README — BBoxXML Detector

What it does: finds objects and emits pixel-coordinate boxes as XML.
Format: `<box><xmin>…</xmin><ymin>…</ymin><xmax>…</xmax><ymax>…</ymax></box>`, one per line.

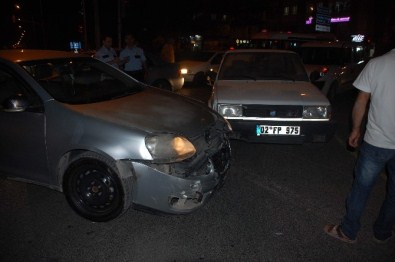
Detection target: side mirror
<box><xmin>309</xmin><ymin>70</ymin><xmax>320</xmax><ymax>82</ymax></box>
<box><xmin>2</xmin><ymin>94</ymin><xmax>29</xmax><ymax>112</ymax></box>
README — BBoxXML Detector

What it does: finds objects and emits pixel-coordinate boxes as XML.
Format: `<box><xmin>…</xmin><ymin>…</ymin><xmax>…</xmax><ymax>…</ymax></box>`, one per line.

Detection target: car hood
<box><xmin>214</xmin><ymin>80</ymin><xmax>329</xmax><ymax>105</ymax></box>
<box><xmin>64</xmin><ymin>88</ymin><xmax>219</xmax><ymax>137</ymax></box>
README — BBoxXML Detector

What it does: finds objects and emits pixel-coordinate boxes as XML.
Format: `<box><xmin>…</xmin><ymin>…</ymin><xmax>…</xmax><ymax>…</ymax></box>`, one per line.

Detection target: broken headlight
<box><xmin>145</xmin><ymin>134</ymin><xmax>196</xmax><ymax>163</ymax></box>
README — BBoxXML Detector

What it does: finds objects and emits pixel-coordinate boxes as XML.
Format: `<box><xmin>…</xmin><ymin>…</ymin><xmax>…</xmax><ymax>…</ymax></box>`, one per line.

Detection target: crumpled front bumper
<box><xmin>122</xmin><ymin>141</ymin><xmax>231</xmax><ymax>214</ymax></box>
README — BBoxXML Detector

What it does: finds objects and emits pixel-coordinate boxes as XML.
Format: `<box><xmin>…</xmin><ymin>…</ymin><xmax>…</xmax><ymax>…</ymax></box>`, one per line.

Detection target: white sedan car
<box><xmin>300</xmin><ymin>41</ymin><xmax>370</xmax><ymax>101</ymax></box>
<box><xmin>179</xmin><ymin>51</ymin><xmax>225</xmax><ymax>86</ymax></box>
<box><xmin>209</xmin><ymin>49</ymin><xmax>336</xmax><ymax>144</ymax></box>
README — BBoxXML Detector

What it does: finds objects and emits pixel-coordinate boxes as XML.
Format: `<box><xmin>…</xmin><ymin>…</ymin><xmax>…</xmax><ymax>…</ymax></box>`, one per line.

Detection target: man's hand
<box><xmin>348</xmin><ymin>90</ymin><xmax>370</xmax><ymax>148</ymax></box>
<box><xmin>348</xmin><ymin>129</ymin><xmax>361</xmax><ymax>148</ymax></box>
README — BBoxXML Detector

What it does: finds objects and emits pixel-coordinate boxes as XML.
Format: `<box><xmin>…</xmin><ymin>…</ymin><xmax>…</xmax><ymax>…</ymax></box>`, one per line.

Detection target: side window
<box><xmin>0</xmin><ymin>66</ymin><xmax>41</xmax><ymax>110</ymax></box>
<box><xmin>352</xmin><ymin>46</ymin><xmax>367</xmax><ymax>63</ymax></box>
<box><xmin>0</xmin><ymin>69</ymin><xmax>22</xmax><ymax>105</ymax></box>
<box><xmin>211</xmin><ymin>53</ymin><xmax>224</xmax><ymax>65</ymax></box>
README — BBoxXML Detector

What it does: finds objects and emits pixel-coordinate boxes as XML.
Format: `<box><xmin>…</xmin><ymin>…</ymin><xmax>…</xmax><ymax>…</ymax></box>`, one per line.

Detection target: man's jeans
<box><xmin>341</xmin><ymin>142</ymin><xmax>395</xmax><ymax>240</ymax></box>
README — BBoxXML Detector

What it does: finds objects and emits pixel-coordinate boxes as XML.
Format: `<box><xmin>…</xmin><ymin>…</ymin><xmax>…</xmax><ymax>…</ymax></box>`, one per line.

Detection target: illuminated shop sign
<box><xmin>331</xmin><ymin>17</ymin><xmax>350</xmax><ymax>23</ymax></box>
<box><xmin>351</xmin><ymin>34</ymin><xmax>365</xmax><ymax>43</ymax></box>
<box><xmin>306</xmin><ymin>16</ymin><xmax>351</xmax><ymax>25</ymax></box>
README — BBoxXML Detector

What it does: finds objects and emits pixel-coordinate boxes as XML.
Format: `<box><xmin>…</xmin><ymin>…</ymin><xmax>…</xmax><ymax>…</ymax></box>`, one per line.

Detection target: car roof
<box><xmin>226</xmin><ymin>49</ymin><xmax>297</xmax><ymax>54</ymax></box>
<box><xmin>301</xmin><ymin>41</ymin><xmax>357</xmax><ymax>48</ymax></box>
<box><xmin>0</xmin><ymin>49</ymin><xmax>88</xmax><ymax>63</ymax></box>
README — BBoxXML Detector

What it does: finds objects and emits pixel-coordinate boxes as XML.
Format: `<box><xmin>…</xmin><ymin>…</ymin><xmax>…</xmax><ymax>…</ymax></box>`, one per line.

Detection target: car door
<box><xmin>209</xmin><ymin>52</ymin><xmax>225</xmax><ymax>74</ymax></box>
<box><xmin>338</xmin><ymin>46</ymin><xmax>363</xmax><ymax>91</ymax></box>
<box><xmin>0</xmin><ymin>65</ymin><xmax>49</xmax><ymax>184</ymax></box>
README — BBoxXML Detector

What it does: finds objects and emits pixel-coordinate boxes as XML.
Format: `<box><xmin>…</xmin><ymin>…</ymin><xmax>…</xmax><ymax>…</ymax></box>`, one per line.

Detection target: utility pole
<box><xmin>39</xmin><ymin>0</ymin><xmax>47</xmax><ymax>48</ymax></box>
<box><xmin>93</xmin><ymin>0</ymin><xmax>101</xmax><ymax>49</ymax></box>
<box><xmin>117</xmin><ymin>0</ymin><xmax>122</xmax><ymax>49</ymax></box>
<box><xmin>82</xmin><ymin>0</ymin><xmax>89</xmax><ymax>49</ymax></box>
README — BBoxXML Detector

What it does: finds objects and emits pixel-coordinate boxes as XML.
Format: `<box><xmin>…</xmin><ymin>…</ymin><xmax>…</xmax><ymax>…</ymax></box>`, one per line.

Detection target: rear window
<box><xmin>218</xmin><ymin>52</ymin><xmax>309</xmax><ymax>81</ymax></box>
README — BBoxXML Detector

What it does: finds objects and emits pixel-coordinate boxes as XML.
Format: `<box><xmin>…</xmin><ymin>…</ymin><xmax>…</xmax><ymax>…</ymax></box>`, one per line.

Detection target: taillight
<box><xmin>320</xmin><ymin>66</ymin><xmax>329</xmax><ymax>76</ymax></box>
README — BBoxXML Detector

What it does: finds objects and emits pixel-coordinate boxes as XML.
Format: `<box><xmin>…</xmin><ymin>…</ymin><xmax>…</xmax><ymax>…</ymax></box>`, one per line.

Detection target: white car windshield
<box><xmin>217</xmin><ymin>52</ymin><xmax>309</xmax><ymax>81</ymax></box>
<box><xmin>20</xmin><ymin>57</ymin><xmax>143</xmax><ymax>104</ymax></box>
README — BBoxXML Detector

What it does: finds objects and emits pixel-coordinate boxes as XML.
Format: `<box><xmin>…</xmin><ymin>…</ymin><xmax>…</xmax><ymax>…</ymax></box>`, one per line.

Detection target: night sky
<box><xmin>1</xmin><ymin>0</ymin><xmax>83</xmax><ymax>49</ymax></box>
<box><xmin>0</xmin><ymin>0</ymin><xmax>207</xmax><ymax>50</ymax></box>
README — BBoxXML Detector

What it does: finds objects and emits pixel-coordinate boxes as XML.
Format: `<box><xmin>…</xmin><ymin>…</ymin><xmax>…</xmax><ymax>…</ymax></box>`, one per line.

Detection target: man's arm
<box><xmin>348</xmin><ymin>90</ymin><xmax>370</xmax><ymax>148</ymax></box>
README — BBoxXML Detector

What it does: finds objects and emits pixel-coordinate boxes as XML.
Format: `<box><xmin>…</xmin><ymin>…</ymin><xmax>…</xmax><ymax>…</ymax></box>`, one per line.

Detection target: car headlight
<box><xmin>180</xmin><ymin>68</ymin><xmax>189</xmax><ymax>75</ymax></box>
<box><xmin>303</xmin><ymin>106</ymin><xmax>331</xmax><ymax>119</ymax></box>
<box><xmin>217</xmin><ymin>104</ymin><xmax>243</xmax><ymax>117</ymax></box>
<box><xmin>145</xmin><ymin>134</ymin><xmax>196</xmax><ymax>163</ymax></box>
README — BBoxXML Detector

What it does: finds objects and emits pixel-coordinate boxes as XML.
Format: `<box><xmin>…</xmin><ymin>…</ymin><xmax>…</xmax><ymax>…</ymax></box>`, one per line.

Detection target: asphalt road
<box><xmin>1</xmin><ymin>86</ymin><xmax>394</xmax><ymax>262</ymax></box>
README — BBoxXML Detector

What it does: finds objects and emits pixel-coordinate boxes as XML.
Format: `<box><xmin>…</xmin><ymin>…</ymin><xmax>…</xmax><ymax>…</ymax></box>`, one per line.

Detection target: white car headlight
<box><xmin>218</xmin><ymin>104</ymin><xmax>243</xmax><ymax>117</ymax></box>
<box><xmin>145</xmin><ymin>134</ymin><xmax>196</xmax><ymax>163</ymax></box>
<box><xmin>303</xmin><ymin>106</ymin><xmax>331</xmax><ymax>119</ymax></box>
<box><xmin>180</xmin><ymin>68</ymin><xmax>189</xmax><ymax>75</ymax></box>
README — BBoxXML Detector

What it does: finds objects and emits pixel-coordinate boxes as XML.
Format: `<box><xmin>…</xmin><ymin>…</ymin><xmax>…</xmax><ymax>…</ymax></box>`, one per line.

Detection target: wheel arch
<box><xmin>60</xmin><ymin>150</ymin><xmax>135</xmax><ymax>222</ymax></box>
<box><xmin>58</xmin><ymin>149</ymin><xmax>134</xmax><ymax>192</ymax></box>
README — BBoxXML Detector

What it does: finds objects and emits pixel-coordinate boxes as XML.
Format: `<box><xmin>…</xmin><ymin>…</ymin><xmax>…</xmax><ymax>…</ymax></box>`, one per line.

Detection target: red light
<box><xmin>229</xmin><ymin>46</ymin><xmax>235</xmax><ymax>50</ymax></box>
<box><xmin>321</xmin><ymin>66</ymin><xmax>329</xmax><ymax>74</ymax></box>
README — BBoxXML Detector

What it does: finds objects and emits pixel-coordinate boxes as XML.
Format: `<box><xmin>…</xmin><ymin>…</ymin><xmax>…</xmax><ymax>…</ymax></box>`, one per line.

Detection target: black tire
<box><xmin>63</xmin><ymin>152</ymin><xmax>132</xmax><ymax>222</ymax></box>
<box><xmin>152</xmin><ymin>80</ymin><xmax>172</xmax><ymax>91</ymax></box>
<box><xmin>193</xmin><ymin>72</ymin><xmax>208</xmax><ymax>86</ymax></box>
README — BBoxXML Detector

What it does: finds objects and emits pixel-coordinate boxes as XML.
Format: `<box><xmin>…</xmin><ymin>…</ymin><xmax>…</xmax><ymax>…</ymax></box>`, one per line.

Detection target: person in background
<box><xmin>119</xmin><ymin>33</ymin><xmax>147</xmax><ymax>82</ymax></box>
<box><xmin>95</xmin><ymin>35</ymin><xmax>125</xmax><ymax>68</ymax></box>
<box><xmin>160</xmin><ymin>37</ymin><xmax>175</xmax><ymax>64</ymax></box>
<box><xmin>323</xmin><ymin>32</ymin><xmax>395</xmax><ymax>244</ymax></box>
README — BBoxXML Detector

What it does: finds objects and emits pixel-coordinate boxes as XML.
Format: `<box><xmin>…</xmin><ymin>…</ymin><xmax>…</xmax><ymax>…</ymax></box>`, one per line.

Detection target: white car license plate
<box><xmin>256</xmin><ymin>125</ymin><xmax>300</xmax><ymax>136</ymax></box>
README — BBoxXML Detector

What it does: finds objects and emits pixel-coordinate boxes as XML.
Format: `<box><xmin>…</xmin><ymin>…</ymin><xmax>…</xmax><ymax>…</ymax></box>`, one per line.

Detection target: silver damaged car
<box><xmin>0</xmin><ymin>50</ymin><xmax>231</xmax><ymax>222</ymax></box>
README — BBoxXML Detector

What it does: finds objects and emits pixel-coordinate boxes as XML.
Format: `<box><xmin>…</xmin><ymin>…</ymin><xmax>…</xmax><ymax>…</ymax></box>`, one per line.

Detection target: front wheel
<box><xmin>63</xmin><ymin>153</ymin><xmax>132</xmax><ymax>222</ymax></box>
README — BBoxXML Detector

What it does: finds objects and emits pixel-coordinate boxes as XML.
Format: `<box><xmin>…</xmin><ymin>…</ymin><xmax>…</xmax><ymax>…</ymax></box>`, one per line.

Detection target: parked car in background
<box><xmin>300</xmin><ymin>40</ymin><xmax>372</xmax><ymax>101</ymax></box>
<box><xmin>144</xmin><ymin>51</ymin><xmax>184</xmax><ymax>91</ymax></box>
<box><xmin>0</xmin><ymin>49</ymin><xmax>231</xmax><ymax>222</ymax></box>
<box><xmin>209</xmin><ymin>49</ymin><xmax>335</xmax><ymax>144</ymax></box>
<box><xmin>178</xmin><ymin>51</ymin><xmax>225</xmax><ymax>86</ymax></box>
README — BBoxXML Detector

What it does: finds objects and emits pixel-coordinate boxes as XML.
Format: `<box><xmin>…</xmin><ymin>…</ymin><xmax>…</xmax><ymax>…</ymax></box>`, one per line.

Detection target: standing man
<box><xmin>95</xmin><ymin>36</ymin><xmax>124</xmax><ymax>68</ymax></box>
<box><xmin>161</xmin><ymin>37</ymin><xmax>175</xmax><ymax>63</ymax></box>
<box><xmin>324</xmin><ymin>36</ymin><xmax>395</xmax><ymax>244</ymax></box>
<box><xmin>120</xmin><ymin>33</ymin><xmax>147</xmax><ymax>82</ymax></box>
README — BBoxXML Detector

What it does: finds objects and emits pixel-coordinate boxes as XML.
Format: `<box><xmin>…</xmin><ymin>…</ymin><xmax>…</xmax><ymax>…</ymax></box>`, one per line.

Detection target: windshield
<box><xmin>20</xmin><ymin>57</ymin><xmax>143</xmax><ymax>104</ymax></box>
<box><xmin>217</xmin><ymin>52</ymin><xmax>309</xmax><ymax>81</ymax></box>
<box><xmin>301</xmin><ymin>47</ymin><xmax>351</xmax><ymax>65</ymax></box>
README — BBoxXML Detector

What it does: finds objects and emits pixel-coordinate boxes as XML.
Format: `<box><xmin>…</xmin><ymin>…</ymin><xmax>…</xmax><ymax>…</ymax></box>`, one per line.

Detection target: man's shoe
<box><xmin>324</xmin><ymin>224</ymin><xmax>357</xmax><ymax>244</ymax></box>
<box><xmin>373</xmin><ymin>234</ymin><xmax>393</xmax><ymax>244</ymax></box>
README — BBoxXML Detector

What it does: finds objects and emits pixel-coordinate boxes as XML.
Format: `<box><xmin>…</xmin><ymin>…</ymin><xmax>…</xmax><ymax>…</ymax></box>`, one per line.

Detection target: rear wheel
<box><xmin>63</xmin><ymin>152</ymin><xmax>132</xmax><ymax>222</ymax></box>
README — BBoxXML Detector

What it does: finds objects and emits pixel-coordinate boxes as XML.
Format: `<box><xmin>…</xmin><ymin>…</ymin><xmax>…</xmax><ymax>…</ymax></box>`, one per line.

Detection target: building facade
<box><xmin>188</xmin><ymin>0</ymin><xmax>394</xmax><ymax>54</ymax></box>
